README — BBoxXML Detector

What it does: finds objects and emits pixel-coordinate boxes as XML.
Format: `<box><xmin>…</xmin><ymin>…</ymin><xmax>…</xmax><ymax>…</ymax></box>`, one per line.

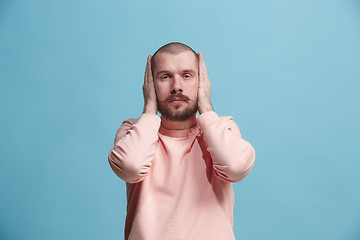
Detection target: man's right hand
<box><xmin>142</xmin><ymin>55</ymin><xmax>158</xmax><ymax>114</ymax></box>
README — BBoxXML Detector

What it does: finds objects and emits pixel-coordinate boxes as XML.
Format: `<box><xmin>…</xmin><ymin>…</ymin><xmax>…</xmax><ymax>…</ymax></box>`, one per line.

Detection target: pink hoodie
<box><xmin>108</xmin><ymin>111</ymin><xmax>255</xmax><ymax>240</ymax></box>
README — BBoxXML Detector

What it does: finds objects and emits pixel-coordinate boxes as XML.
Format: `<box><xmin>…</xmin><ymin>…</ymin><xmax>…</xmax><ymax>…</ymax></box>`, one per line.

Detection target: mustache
<box><xmin>164</xmin><ymin>93</ymin><xmax>190</xmax><ymax>102</ymax></box>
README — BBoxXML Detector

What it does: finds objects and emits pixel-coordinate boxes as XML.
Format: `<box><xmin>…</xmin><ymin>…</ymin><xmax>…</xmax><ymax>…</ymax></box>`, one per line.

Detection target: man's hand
<box><xmin>197</xmin><ymin>52</ymin><xmax>214</xmax><ymax>114</ymax></box>
<box><xmin>142</xmin><ymin>55</ymin><xmax>158</xmax><ymax>114</ymax></box>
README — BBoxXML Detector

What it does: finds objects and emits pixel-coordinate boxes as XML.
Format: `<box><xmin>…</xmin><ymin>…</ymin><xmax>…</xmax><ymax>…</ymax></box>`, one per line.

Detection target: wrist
<box><xmin>143</xmin><ymin>102</ymin><xmax>158</xmax><ymax>114</ymax></box>
<box><xmin>198</xmin><ymin>103</ymin><xmax>213</xmax><ymax>114</ymax></box>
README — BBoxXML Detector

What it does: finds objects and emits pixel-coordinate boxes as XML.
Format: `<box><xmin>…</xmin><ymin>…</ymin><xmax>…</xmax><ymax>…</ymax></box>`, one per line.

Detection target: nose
<box><xmin>171</xmin><ymin>75</ymin><xmax>183</xmax><ymax>94</ymax></box>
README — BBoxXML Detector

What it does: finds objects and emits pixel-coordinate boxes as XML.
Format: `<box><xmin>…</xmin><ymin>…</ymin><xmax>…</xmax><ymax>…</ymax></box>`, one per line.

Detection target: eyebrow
<box><xmin>156</xmin><ymin>69</ymin><xmax>196</xmax><ymax>77</ymax></box>
<box><xmin>156</xmin><ymin>71</ymin><xmax>171</xmax><ymax>77</ymax></box>
<box><xmin>182</xmin><ymin>69</ymin><xmax>196</xmax><ymax>74</ymax></box>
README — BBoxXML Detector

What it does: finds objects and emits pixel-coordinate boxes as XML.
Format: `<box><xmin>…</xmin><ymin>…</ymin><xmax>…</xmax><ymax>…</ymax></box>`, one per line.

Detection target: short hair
<box><xmin>151</xmin><ymin>42</ymin><xmax>198</xmax><ymax>74</ymax></box>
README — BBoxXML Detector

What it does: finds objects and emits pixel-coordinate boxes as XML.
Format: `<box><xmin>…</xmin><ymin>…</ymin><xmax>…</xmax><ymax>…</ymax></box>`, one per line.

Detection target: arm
<box><xmin>196</xmin><ymin>53</ymin><xmax>255</xmax><ymax>182</ymax></box>
<box><xmin>108</xmin><ymin>114</ymin><xmax>160</xmax><ymax>183</ymax></box>
<box><xmin>108</xmin><ymin>55</ymin><xmax>160</xmax><ymax>183</ymax></box>
<box><xmin>197</xmin><ymin>112</ymin><xmax>255</xmax><ymax>182</ymax></box>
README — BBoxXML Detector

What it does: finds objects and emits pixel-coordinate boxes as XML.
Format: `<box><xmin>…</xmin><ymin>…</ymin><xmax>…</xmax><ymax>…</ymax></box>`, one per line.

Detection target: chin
<box><xmin>159</xmin><ymin>104</ymin><xmax>197</xmax><ymax>121</ymax></box>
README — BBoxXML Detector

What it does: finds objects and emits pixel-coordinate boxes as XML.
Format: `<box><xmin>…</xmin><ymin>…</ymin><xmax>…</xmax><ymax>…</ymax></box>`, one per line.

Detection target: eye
<box><xmin>183</xmin><ymin>74</ymin><xmax>192</xmax><ymax>79</ymax></box>
<box><xmin>161</xmin><ymin>74</ymin><xmax>171</xmax><ymax>80</ymax></box>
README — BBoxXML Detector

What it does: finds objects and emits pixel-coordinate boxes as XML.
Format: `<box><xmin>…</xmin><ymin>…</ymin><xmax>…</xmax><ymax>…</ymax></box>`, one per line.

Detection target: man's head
<box><xmin>151</xmin><ymin>42</ymin><xmax>199</xmax><ymax>121</ymax></box>
<box><xmin>151</xmin><ymin>42</ymin><xmax>198</xmax><ymax>74</ymax></box>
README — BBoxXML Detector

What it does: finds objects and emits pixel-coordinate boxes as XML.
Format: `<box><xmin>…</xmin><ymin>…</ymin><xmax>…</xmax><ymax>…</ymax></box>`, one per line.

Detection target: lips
<box><xmin>166</xmin><ymin>93</ymin><xmax>190</xmax><ymax>103</ymax></box>
<box><xmin>161</xmin><ymin>93</ymin><xmax>190</xmax><ymax>107</ymax></box>
<box><xmin>170</xmin><ymin>98</ymin><xmax>185</xmax><ymax>102</ymax></box>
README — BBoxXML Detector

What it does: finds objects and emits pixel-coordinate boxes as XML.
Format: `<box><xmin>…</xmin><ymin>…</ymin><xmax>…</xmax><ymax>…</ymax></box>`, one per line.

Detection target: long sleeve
<box><xmin>108</xmin><ymin>113</ymin><xmax>161</xmax><ymax>183</ymax></box>
<box><xmin>197</xmin><ymin>111</ymin><xmax>255</xmax><ymax>183</ymax></box>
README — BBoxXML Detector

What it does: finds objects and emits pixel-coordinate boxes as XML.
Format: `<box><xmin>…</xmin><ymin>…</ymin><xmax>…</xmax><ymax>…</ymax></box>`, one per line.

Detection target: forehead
<box><xmin>153</xmin><ymin>51</ymin><xmax>198</xmax><ymax>74</ymax></box>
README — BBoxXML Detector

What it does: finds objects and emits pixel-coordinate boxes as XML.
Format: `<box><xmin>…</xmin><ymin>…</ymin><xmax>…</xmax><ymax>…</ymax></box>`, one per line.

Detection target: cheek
<box><xmin>154</xmin><ymin>83</ymin><xmax>168</xmax><ymax>101</ymax></box>
<box><xmin>186</xmin><ymin>81</ymin><xmax>199</xmax><ymax>98</ymax></box>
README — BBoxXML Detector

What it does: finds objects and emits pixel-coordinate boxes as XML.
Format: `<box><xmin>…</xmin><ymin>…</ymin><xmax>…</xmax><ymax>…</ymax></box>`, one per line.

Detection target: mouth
<box><xmin>170</xmin><ymin>100</ymin><xmax>185</xmax><ymax>105</ymax></box>
<box><xmin>166</xmin><ymin>93</ymin><xmax>190</xmax><ymax>104</ymax></box>
<box><xmin>169</xmin><ymin>98</ymin><xmax>185</xmax><ymax>103</ymax></box>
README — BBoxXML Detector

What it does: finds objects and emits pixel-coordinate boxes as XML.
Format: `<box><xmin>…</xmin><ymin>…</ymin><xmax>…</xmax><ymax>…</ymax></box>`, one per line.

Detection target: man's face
<box><xmin>152</xmin><ymin>51</ymin><xmax>199</xmax><ymax>121</ymax></box>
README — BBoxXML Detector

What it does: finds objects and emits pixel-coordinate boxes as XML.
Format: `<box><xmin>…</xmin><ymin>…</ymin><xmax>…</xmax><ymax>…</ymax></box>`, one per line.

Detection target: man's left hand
<box><xmin>197</xmin><ymin>52</ymin><xmax>214</xmax><ymax>114</ymax></box>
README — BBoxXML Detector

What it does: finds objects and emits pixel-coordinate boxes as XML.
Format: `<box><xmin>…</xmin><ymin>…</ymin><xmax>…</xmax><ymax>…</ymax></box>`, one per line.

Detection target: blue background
<box><xmin>1</xmin><ymin>0</ymin><xmax>359</xmax><ymax>239</ymax></box>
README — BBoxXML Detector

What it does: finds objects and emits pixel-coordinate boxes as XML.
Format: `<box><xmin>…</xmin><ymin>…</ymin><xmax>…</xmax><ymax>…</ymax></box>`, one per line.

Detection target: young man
<box><xmin>108</xmin><ymin>42</ymin><xmax>255</xmax><ymax>240</ymax></box>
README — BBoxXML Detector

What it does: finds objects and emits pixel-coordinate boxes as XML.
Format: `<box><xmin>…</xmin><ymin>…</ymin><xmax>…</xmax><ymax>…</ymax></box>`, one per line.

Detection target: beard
<box><xmin>158</xmin><ymin>93</ymin><xmax>198</xmax><ymax>121</ymax></box>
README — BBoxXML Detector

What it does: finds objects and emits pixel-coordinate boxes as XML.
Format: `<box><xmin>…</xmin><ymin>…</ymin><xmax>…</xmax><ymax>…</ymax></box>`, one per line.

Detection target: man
<box><xmin>108</xmin><ymin>42</ymin><xmax>255</xmax><ymax>240</ymax></box>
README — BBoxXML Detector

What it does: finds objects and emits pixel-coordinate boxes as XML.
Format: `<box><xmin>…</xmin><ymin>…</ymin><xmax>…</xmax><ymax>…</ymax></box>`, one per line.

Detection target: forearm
<box><xmin>108</xmin><ymin>113</ymin><xmax>161</xmax><ymax>183</ymax></box>
<box><xmin>197</xmin><ymin>111</ymin><xmax>255</xmax><ymax>182</ymax></box>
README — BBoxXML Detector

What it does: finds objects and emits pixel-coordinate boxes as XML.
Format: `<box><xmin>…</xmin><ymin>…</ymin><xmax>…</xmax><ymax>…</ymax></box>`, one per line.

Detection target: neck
<box><xmin>160</xmin><ymin>114</ymin><xmax>197</xmax><ymax>130</ymax></box>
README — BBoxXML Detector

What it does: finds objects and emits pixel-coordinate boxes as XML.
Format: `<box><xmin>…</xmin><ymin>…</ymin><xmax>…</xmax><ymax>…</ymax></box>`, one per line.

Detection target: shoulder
<box><xmin>120</xmin><ymin>118</ymin><xmax>138</xmax><ymax>127</ymax></box>
<box><xmin>117</xmin><ymin>118</ymin><xmax>139</xmax><ymax>132</ymax></box>
<box><xmin>113</xmin><ymin>118</ymin><xmax>138</xmax><ymax>144</ymax></box>
<box><xmin>197</xmin><ymin>112</ymin><xmax>242</xmax><ymax>137</ymax></box>
<box><xmin>197</xmin><ymin>111</ymin><xmax>236</xmax><ymax>125</ymax></box>
<box><xmin>114</xmin><ymin>114</ymin><xmax>161</xmax><ymax>144</ymax></box>
<box><xmin>219</xmin><ymin>116</ymin><xmax>235</xmax><ymax>122</ymax></box>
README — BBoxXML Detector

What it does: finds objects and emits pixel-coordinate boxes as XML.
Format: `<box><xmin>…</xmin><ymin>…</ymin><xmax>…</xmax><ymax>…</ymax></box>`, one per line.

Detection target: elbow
<box><xmin>232</xmin><ymin>144</ymin><xmax>256</xmax><ymax>182</ymax></box>
<box><xmin>217</xmin><ymin>144</ymin><xmax>255</xmax><ymax>183</ymax></box>
<box><xmin>108</xmin><ymin>148</ymin><xmax>151</xmax><ymax>183</ymax></box>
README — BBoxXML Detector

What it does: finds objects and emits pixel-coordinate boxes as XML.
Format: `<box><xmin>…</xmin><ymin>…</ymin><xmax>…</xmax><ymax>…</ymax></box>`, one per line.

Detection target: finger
<box><xmin>147</xmin><ymin>55</ymin><xmax>153</xmax><ymax>82</ymax></box>
<box><xmin>198</xmin><ymin>52</ymin><xmax>205</xmax><ymax>82</ymax></box>
<box><xmin>200</xmin><ymin>52</ymin><xmax>209</xmax><ymax>82</ymax></box>
<box><xmin>145</xmin><ymin>55</ymin><xmax>152</xmax><ymax>83</ymax></box>
<box><xmin>199</xmin><ymin>52</ymin><xmax>209</xmax><ymax>83</ymax></box>
<box><xmin>144</xmin><ymin>56</ymin><xmax>149</xmax><ymax>83</ymax></box>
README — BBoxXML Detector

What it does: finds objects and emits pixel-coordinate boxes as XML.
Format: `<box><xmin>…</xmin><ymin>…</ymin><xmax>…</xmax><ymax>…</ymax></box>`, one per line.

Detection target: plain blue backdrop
<box><xmin>1</xmin><ymin>0</ymin><xmax>359</xmax><ymax>239</ymax></box>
